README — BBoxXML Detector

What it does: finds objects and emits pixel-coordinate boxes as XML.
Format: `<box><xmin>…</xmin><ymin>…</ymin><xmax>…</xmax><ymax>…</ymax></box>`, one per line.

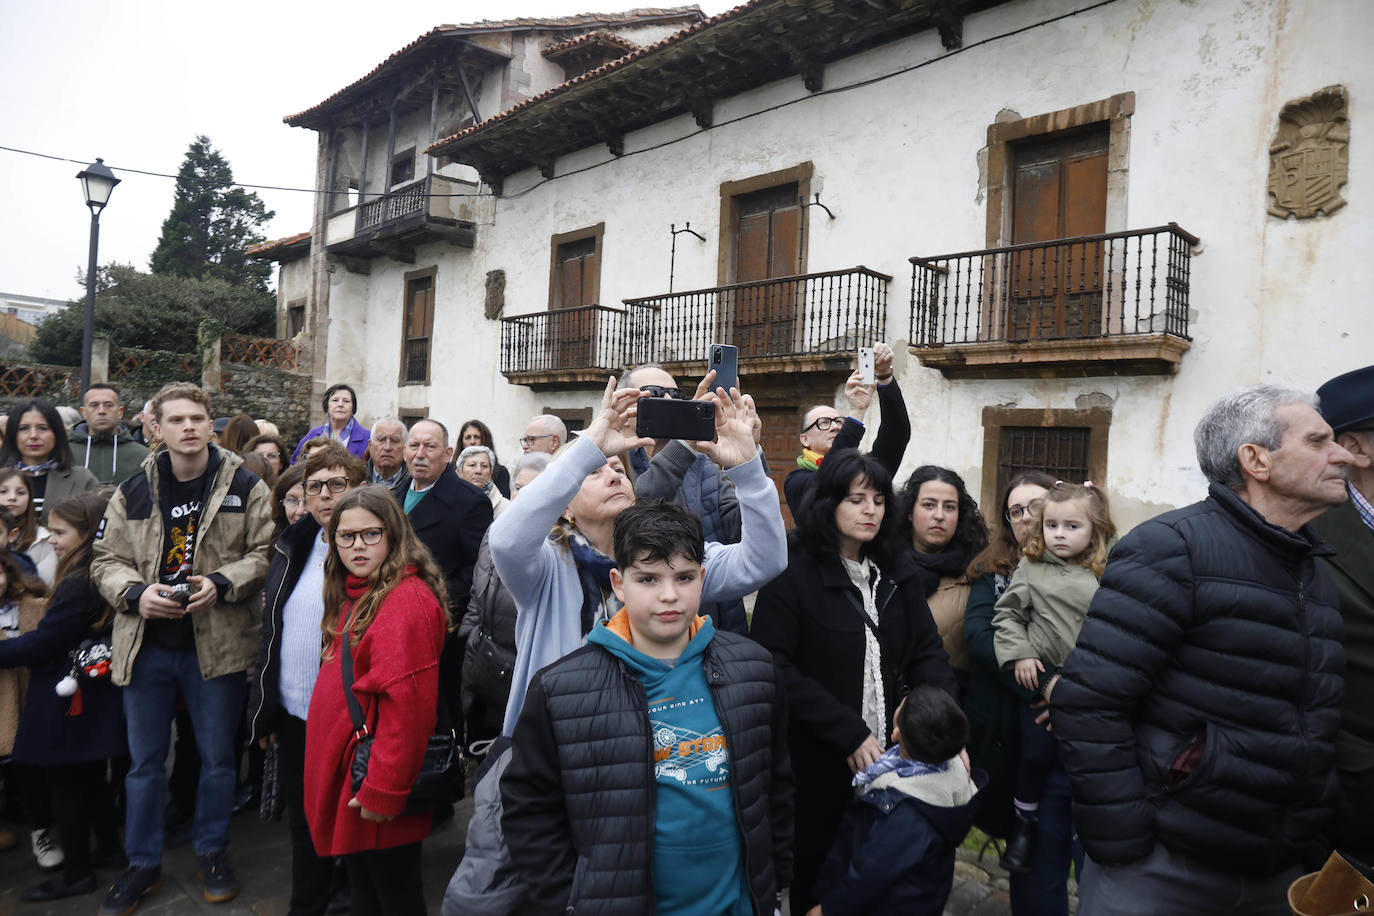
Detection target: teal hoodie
<box><xmin>586</xmin><ymin>614</ymin><xmax>752</xmax><ymax>916</ymax></box>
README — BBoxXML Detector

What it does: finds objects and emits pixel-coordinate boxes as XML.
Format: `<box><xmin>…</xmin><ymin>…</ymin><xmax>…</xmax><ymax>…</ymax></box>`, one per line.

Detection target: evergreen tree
<box><xmin>150</xmin><ymin>136</ymin><xmax>275</xmax><ymax>291</ymax></box>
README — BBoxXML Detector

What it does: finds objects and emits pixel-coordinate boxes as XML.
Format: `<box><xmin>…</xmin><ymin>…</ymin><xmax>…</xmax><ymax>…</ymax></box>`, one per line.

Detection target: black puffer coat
<box><xmin>1053</xmin><ymin>484</ymin><xmax>1345</xmax><ymax>875</ymax></box>
<box><xmin>501</xmin><ymin>630</ymin><xmax>793</xmax><ymax>916</ymax></box>
<box><xmin>248</xmin><ymin>514</ymin><xmax>321</xmax><ymax>743</ymax></box>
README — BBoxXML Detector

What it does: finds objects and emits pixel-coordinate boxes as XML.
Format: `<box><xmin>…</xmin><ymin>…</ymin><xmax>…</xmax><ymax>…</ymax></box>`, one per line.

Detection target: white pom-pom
<box><xmin>56</xmin><ymin>676</ymin><xmax>78</xmax><ymax>697</ymax></box>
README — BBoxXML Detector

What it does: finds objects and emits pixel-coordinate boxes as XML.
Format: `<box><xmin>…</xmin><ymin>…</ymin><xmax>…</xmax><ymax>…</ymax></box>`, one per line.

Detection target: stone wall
<box><xmin>215</xmin><ymin>363</ymin><xmax>313</xmax><ymax>445</ymax></box>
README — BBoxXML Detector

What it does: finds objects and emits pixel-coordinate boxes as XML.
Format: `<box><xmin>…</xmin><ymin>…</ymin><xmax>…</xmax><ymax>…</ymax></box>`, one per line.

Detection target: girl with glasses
<box><xmin>303</xmin><ymin>485</ymin><xmax>447</xmax><ymax>916</ymax></box>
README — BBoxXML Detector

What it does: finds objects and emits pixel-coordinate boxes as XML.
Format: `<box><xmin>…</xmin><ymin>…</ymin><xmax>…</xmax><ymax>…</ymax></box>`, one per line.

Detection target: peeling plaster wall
<box><xmin>320</xmin><ymin>0</ymin><xmax>1372</xmax><ymax>530</ymax></box>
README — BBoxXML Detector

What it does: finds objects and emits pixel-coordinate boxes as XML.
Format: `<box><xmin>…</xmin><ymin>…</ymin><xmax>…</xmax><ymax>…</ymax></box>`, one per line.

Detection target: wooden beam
<box><xmin>478</xmin><ymin>171</ymin><xmax>504</xmax><ymax>197</ymax></box>
<box><xmin>533</xmin><ymin>157</ymin><xmax>556</xmax><ymax>179</ymax></box>
<box><xmin>605</xmin><ymin>134</ymin><xmax>624</xmax><ymax>157</ymax></box>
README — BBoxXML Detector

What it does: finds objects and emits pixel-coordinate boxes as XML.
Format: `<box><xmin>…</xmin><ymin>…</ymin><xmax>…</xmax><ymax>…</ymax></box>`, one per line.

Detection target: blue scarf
<box><xmin>852</xmin><ymin>745</ymin><xmax>948</xmax><ymax>788</ymax></box>
<box><xmin>567</xmin><ymin>528</ymin><xmax>618</xmax><ymax>635</ymax></box>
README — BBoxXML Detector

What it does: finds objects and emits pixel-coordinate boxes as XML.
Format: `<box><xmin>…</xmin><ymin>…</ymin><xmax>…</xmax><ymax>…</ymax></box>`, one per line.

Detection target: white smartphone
<box><xmin>857</xmin><ymin>347</ymin><xmax>875</xmax><ymax>385</ymax></box>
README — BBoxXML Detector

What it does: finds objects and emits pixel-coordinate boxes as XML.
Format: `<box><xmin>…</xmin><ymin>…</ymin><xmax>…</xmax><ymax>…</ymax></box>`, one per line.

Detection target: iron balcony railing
<box><xmin>500</xmin><ymin>305</ymin><xmax>631</xmax><ymax>374</ymax></box>
<box><xmin>357</xmin><ymin>177</ymin><xmax>428</xmax><ymax>232</ymax></box>
<box><xmin>909</xmin><ymin>224</ymin><xmax>1197</xmax><ymax>347</ymax></box>
<box><xmin>625</xmin><ymin>266</ymin><xmax>890</xmax><ymax>365</ymax></box>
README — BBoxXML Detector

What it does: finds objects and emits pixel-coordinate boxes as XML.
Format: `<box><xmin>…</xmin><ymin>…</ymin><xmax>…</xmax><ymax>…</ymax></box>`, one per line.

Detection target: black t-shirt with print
<box><xmin>143</xmin><ymin>472</ymin><xmax>205</xmax><ymax>651</ymax></box>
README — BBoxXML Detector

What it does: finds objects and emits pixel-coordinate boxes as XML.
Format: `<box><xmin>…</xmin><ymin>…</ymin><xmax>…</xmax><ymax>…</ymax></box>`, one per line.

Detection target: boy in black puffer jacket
<box><xmin>502</xmin><ymin>502</ymin><xmax>793</xmax><ymax>916</ymax></box>
<box><xmin>810</xmin><ymin>686</ymin><xmax>984</xmax><ymax>916</ymax></box>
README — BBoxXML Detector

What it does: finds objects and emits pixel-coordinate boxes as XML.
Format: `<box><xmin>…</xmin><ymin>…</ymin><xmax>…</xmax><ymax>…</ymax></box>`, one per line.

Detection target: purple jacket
<box><xmin>291</xmin><ymin>417</ymin><xmax>370</xmax><ymax>464</ymax></box>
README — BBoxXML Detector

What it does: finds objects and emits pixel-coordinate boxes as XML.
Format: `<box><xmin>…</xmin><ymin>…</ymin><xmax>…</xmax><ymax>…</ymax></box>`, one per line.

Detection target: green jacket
<box><xmin>92</xmin><ymin>445</ymin><xmax>274</xmax><ymax>686</ymax></box>
<box><xmin>1311</xmin><ymin>493</ymin><xmax>1374</xmax><ymax>860</ymax></box>
<box><xmin>992</xmin><ymin>551</ymin><xmax>1100</xmax><ymax>671</ymax></box>
<box><xmin>69</xmin><ymin>423</ymin><xmax>150</xmax><ymax>485</ymax></box>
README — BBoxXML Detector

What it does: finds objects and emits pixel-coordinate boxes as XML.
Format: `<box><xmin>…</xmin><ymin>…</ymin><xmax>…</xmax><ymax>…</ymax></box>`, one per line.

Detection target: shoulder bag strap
<box><xmin>340</xmin><ymin>598</ymin><xmax>455</xmax><ymax>737</ymax></box>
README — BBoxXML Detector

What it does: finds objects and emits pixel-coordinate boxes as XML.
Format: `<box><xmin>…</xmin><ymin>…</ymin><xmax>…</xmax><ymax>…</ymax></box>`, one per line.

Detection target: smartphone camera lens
<box><xmin>712</xmin><ymin>347</ymin><xmax>721</xmax><ymax>362</ymax></box>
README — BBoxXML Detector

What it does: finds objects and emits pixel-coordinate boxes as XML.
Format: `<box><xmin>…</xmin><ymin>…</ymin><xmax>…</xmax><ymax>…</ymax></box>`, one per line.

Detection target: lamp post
<box><xmin>76</xmin><ymin>158</ymin><xmax>120</xmax><ymax>391</ymax></box>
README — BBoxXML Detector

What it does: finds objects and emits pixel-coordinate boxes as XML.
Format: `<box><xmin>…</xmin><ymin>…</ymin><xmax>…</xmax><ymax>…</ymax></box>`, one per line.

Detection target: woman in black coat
<box><xmin>0</xmin><ymin>492</ymin><xmax>124</xmax><ymax>901</ymax></box>
<box><xmin>751</xmin><ymin>449</ymin><xmax>956</xmax><ymax>914</ymax></box>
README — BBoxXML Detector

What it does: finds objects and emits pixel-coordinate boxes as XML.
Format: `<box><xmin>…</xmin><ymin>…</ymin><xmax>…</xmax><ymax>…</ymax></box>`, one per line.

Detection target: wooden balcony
<box><xmin>909</xmin><ymin>224</ymin><xmax>1197</xmax><ymax>378</ymax></box>
<box><xmin>499</xmin><ymin>305</ymin><xmax>633</xmax><ymax>389</ymax></box>
<box><xmin>324</xmin><ymin>174</ymin><xmax>476</xmax><ymax>265</ymax></box>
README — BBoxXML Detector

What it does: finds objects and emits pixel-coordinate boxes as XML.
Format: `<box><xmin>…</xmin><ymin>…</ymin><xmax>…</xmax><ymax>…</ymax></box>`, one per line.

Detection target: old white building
<box><xmin>255</xmin><ymin>0</ymin><xmax>1373</xmax><ymax>529</ymax></box>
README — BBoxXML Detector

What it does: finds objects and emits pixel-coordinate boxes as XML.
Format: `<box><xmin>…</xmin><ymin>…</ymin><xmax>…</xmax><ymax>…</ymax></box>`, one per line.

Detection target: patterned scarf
<box><xmin>568</xmin><ymin>528</ymin><xmax>620</xmax><ymax>633</ymax></box>
<box><xmin>852</xmin><ymin>745</ymin><xmax>948</xmax><ymax>788</ymax></box>
<box><xmin>795</xmin><ymin>448</ymin><xmax>825</xmax><ymax>472</ymax></box>
<box><xmin>13</xmin><ymin>459</ymin><xmax>58</xmax><ymax>475</ymax></box>
<box><xmin>842</xmin><ymin>555</ymin><xmax>887</xmax><ymax>742</ymax></box>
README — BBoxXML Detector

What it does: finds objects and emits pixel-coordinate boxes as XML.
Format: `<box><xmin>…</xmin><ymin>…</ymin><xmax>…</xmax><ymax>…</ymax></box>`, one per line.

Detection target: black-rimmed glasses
<box><xmin>802</xmin><ymin>416</ymin><xmax>841</xmax><ymax>433</ymax></box>
<box><xmin>1005</xmin><ymin>499</ymin><xmax>1045</xmax><ymax>523</ymax></box>
<box><xmin>304</xmin><ymin>476</ymin><xmax>349</xmax><ymax>496</ymax></box>
<box><xmin>335</xmin><ymin>527</ymin><xmax>384</xmax><ymax>547</ymax></box>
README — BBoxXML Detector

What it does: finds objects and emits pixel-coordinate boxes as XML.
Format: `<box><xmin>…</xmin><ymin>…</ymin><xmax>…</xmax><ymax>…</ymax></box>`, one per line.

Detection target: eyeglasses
<box><xmin>335</xmin><ymin>527</ymin><xmax>384</xmax><ymax>547</ymax></box>
<box><xmin>519</xmin><ymin>433</ymin><xmax>554</xmax><ymax>448</ymax></box>
<box><xmin>1005</xmin><ymin>499</ymin><xmax>1045</xmax><ymax>523</ymax></box>
<box><xmin>304</xmin><ymin>476</ymin><xmax>349</xmax><ymax>496</ymax></box>
<box><xmin>282</xmin><ymin>496</ymin><xmax>305</xmax><ymax>509</ymax></box>
<box><xmin>802</xmin><ymin>416</ymin><xmax>841</xmax><ymax>433</ymax></box>
<box><xmin>638</xmin><ymin>385</ymin><xmax>685</xmax><ymax>400</ymax></box>
<box><xmin>258</xmin><ymin>450</ymin><xmax>281</xmax><ymax>460</ymax></box>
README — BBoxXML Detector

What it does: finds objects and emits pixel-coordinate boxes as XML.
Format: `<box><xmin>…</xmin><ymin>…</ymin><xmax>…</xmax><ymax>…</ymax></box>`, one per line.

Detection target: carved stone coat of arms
<box><xmin>1268</xmin><ymin>85</ymin><xmax>1350</xmax><ymax>219</ymax></box>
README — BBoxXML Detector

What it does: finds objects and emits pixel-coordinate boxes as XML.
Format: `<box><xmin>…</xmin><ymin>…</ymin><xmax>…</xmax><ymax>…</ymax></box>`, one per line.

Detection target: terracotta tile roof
<box><xmin>543</xmin><ymin>29</ymin><xmax>640</xmax><ymax>59</ymax></box>
<box><xmin>247</xmin><ymin>231</ymin><xmax>311</xmax><ymax>260</ymax></box>
<box><xmin>427</xmin><ymin>0</ymin><xmax>761</xmax><ymax>153</ymax></box>
<box><xmin>285</xmin><ymin>7</ymin><xmax>704</xmax><ymax>128</ymax></box>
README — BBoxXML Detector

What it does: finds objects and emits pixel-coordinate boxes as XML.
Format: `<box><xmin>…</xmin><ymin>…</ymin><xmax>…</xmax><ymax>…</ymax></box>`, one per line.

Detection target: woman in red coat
<box><xmin>304</xmin><ymin>485</ymin><xmax>448</xmax><ymax>916</ymax></box>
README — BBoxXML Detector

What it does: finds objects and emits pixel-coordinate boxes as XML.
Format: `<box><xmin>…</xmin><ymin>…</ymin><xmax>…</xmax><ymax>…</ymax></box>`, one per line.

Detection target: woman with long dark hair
<box><xmin>304</xmin><ymin>486</ymin><xmax>448</xmax><ymax>916</ymax></box>
<box><xmin>0</xmin><ymin>399</ymin><xmax>98</xmax><ymax>523</ymax></box>
<box><xmin>0</xmin><ymin>492</ymin><xmax>124</xmax><ymax>901</ymax></box>
<box><xmin>897</xmin><ymin>465</ymin><xmax>989</xmax><ymax>695</ymax></box>
<box><xmin>962</xmin><ymin>470</ymin><xmax>1082</xmax><ymax>915</ymax></box>
<box><xmin>750</xmin><ymin>448</ymin><xmax>957</xmax><ymax>914</ymax></box>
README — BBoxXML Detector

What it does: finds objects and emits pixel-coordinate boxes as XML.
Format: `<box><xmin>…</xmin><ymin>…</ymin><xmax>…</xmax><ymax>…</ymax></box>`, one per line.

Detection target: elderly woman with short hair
<box><xmin>456</xmin><ymin>446</ymin><xmax>509</xmax><ymax>518</ymax></box>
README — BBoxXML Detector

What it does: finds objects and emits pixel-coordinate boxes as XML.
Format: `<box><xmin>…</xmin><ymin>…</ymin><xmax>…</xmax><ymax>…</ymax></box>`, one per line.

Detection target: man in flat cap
<box><xmin>1313</xmin><ymin>364</ymin><xmax>1374</xmax><ymax>863</ymax></box>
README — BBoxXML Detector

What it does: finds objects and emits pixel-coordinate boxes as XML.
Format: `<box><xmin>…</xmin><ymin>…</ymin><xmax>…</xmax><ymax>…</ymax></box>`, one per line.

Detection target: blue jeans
<box><xmin>123</xmin><ymin>644</ymin><xmax>246</xmax><ymax>867</ymax></box>
<box><xmin>1009</xmin><ymin>761</ymin><xmax>1084</xmax><ymax>916</ymax></box>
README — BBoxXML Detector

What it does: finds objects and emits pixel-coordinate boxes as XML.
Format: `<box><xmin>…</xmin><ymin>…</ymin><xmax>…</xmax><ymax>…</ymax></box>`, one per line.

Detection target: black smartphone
<box><xmin>708</xmin><ymin>343</ymin><xmax>739</xmax><ymax>392</ymax></box>
<box><xmin>636</xmin><ymin>397</ymin><xmax>716</xmax><ymax>441</ymax></box>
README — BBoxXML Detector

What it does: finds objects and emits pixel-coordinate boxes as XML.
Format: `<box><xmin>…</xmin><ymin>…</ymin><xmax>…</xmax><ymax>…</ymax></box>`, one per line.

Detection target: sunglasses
<box><xmin>639</xmin><ymin>385</ymin><xmax>686</xmax><ymax>400</ymax></box>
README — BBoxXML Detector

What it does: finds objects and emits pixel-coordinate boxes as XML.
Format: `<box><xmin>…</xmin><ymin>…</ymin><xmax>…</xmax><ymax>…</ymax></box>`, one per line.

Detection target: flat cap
<box><xmin>1317</xmin><ymin>364</ymin><xmax>1374</xmax><ymax>434</ymax></box>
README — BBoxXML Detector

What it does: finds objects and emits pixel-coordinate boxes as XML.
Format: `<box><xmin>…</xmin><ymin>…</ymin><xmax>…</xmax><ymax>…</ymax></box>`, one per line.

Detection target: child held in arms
<box><xmin>502</xmin><ymin>501</ymin><xmax>793</xmax><ymax>915</ymax></box>
<box><xmin>808</xmin><ymin>686</ymin><xmax>985</xmax><ymax>916</ymax></box>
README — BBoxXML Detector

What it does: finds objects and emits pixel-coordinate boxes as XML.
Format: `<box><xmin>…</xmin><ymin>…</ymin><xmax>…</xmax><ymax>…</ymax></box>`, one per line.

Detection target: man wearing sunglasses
<box><xmin>783</xmin><ymin>342</ymin><xmax>910</xmax><ymax>514</ymax></box>
<box><xmin>616</xmin><ymin>365</ymin><xmax>765</xmax><ymax>634</ymax></box>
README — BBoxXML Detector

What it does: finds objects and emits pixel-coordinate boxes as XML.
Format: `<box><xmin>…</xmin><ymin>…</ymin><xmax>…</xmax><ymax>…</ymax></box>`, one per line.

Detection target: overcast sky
<box><xmin>0</xmin><ymin>1</ymin><xmax>733</xmax><ymax>302</ymax></box>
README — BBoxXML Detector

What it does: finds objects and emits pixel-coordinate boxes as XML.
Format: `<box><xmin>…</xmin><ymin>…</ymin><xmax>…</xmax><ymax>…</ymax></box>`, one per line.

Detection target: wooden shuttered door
<box><xmin>550</xmin><ymin>235</ymin><xmax>599</xmax><ymax>369</ymax></box>
<box><xmin>731</xmin><ymin>183</ymin><xmax>800</xmax><ymax>355</ymax></box>
<box><xmin>402</xmin><ymin>273</ymin><xmax>434</xmax><ymax>384</ymax></box>
<box><xmin>1008</xmin><ymin>127</ymin><xmax>1109</xmax><ymax>340</ymax></box>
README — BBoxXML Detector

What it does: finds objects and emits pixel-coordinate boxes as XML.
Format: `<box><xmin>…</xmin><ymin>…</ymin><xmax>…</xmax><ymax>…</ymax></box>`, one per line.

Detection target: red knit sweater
<box><xmin>304</xmin><ymin>572</ymin><xmax>445</xmax><ymax>856</ymax></box>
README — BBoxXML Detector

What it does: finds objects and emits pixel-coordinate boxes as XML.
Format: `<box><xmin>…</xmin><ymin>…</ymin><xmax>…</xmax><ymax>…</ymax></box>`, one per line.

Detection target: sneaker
<box><xmin>99</xmin><ymin>866</ymin><xmax>162</xmax><ymax>916</ymax></box>
<box><xmin>19</xmin><ymin>872</ymin><xmax>97</xmax><ymax>902</ymax></box>
<box><xmin>31</xmin><ymin>827</ymin><xmax>64</xmax><ymax>871</ymax></box>
<box><xmin>197</xmin><ymin>850</ymin><xmax>240</xmax><ymax>904</ymax></box>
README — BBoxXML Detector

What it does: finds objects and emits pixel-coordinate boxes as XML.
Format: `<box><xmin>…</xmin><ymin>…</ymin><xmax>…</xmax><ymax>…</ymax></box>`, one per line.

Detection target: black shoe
<box><xmin>999</xmin><ymin>816</ymin><xmax>1037</xmax><ymax>875</ymax></box>
<box><xmin>20</xmin><ymin>872</ymin><xmax>98</xmax><ymax>901</ymax></box>
<box><xmin>197</xmin><ymin>850</ymin><xmax>240</xmax><ymax>904</ymax></box>
<box><xmin>232</xmin><ymin>783</ymin><xmax>257</xmax><ymax>815</ymax></box>
<box><xmin>99</xmin><ymin>866</ymin><xmax>162</xmax><ymax>916</ymax></box>
<box><xmin>326</xmin><ymin>885</ymin><xmax>351</xmax><ymax>914</ymax></box>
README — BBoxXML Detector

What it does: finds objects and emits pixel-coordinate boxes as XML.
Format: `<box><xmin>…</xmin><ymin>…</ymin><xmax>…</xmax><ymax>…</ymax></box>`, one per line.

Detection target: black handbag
<box><xmin>464</xmin><ymin>625</ymin><xmax>515</xmax><ymax>704</ymax></box>
<box><xmin>341</xmin><ymin>628</ymin><xmax>463</xmax><ymax>817</ymax></box>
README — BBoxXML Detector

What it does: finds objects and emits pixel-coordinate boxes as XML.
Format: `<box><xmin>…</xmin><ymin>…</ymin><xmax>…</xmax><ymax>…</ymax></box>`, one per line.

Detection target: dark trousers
<box><xmin>16</xmin><ymin>762</ymin><xmax>53</xmax><ymax>830</ymax></box>
<box><xmin>788</xmin><ymin>747</ymin><xmax>854</xmax><ymax>914</ymax></box>
<box><xmin>1078</xmin><ymin>842</ymin><xmax>1299</xmax><ymax>916</ymax></box>
<box><xmin>278</xmin><ymin>714</ymin><xmax>335</xmax><ymax>916</ymax></box>
<box><xmin>344</xmin><ymin>842</ymin><xmax>425</xmax><ymax>916</ymax></box>
<box><xmin>1008</xmin><ymin>761</ymin><xmax>1085</xmax><ymax>916</ymax></box>
<box><xmin>49</xmin><ymin>760</ymin><xmax>121</xmax><ymax>882</ymax></box>
<box><xmin>1015</xmin><ymin>702</ymin><xmax>1057</xmax><ymax>807</ymax></box>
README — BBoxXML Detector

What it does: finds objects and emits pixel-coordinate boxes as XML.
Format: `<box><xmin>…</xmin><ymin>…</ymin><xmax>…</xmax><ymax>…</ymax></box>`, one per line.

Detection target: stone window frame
<box><xmin>978</xmin><ymin>406</ymin><xmax>1111</xmax><ymax>511</ymax></box>
<box><xmin>543</xmin><ymin>407</ymin><xmax>593</xmax><ymax>438</ymax></box>
<box><xmin>984</xmin><ymin>93</ymin><xmax>1135</xmax><ymax>248</ymax></box>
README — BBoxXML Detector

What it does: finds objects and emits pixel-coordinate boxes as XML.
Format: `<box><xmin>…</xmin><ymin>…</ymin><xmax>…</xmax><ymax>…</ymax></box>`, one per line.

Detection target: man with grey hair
<box><xmin>366</xmin><ymin>416</ymin><xmax>409</xmax><ymax>490</ymax></box>
<box><xmin>1312</xmin><ymin>365</ymin><xmax>1374</xmax><ymax>864</ymax></box>
<box><xmin>520</xmin><ymin>415</ymin><xmax>566</xmax><ymax>455</ymax></box>
<box><xmin>1051</xmin><ymin>384</ymin><xmax>1353</xmax><ymax>914</ymax></box>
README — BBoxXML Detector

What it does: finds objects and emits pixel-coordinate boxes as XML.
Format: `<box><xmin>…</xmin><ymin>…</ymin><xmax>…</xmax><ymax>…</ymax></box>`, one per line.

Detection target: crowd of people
<box><xmin>0</xmin><ymin>354</ymin><xmax>1366</xmax><ymax>916</ymax></box>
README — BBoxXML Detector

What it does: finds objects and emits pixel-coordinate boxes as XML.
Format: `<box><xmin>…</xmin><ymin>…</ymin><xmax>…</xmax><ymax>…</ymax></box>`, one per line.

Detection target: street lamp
<box><xmin>76</xmin><ymin>158</ymin><xmax>120</xmax><ymax>391</ymax></box>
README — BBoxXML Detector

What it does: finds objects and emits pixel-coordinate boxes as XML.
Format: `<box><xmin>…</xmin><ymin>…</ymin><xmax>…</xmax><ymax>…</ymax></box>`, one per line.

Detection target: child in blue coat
<box><xmin>810</xmin><ymin>685</ymin><xmax>984</xmax><ymax>916</ymax></box>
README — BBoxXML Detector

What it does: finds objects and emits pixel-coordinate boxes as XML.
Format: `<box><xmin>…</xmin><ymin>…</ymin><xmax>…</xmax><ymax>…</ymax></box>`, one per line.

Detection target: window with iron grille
<box><xmin>979</xmin><ymin>407</ymin><xmax>1110</xmax><ymax>511</ymax></box>
<box><xmin>401</xmin><ymin>268</ymin><xmax>436</xmax><ymax>385</ymax></box>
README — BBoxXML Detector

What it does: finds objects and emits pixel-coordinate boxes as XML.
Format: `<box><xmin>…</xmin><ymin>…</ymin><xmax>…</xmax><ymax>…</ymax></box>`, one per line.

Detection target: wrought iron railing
<box><xmin>220</xmin><ymin>334</ymin><xmax>297</xmax><ymax>370</ymax></box>
<box><xmin>357</xmin><ymin>177</ymin><xmax>427</xmax><ymax>232</ymax></box>
<box><xmin>625</xmin><ymin>267</ymin><xmax>890</xmax><ymax>364</ymax></box>
<box><xmin>909</xmin><ymin>224</ymin><xmax>1197</xmax><ymax>347</ymax></box>
<box><xmin>500</xmin><ymin>305</ymin><xmax>631</xmax><ymax>374</ymax></box>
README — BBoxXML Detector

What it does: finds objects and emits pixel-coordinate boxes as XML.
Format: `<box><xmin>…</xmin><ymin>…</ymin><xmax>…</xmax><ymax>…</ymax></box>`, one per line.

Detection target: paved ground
<box><xmin>0</xmin><ymin>799</ymin><xmax>1043</xmax><ymax>915</ymax></box>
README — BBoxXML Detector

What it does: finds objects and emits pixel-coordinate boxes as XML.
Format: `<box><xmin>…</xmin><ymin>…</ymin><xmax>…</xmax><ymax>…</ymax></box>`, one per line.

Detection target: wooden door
<box><xmin>550</xmin><ymin>236</ymin><xmax>598</xmax><ymax>368</ymax></box>
<box><xmin>1008</xmin><ymin>128</ymin><xmax>1108</xmax><ymax>340</ymax></box>
<box><xmin>731</xmin><ymin>184</ymin><xmax>801</xmax><ymax>356</ymax></box>
<box><xmin>757</xmin><ymin>406</ymin><xmax>799</xmax><ymax>528</ymax></box>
